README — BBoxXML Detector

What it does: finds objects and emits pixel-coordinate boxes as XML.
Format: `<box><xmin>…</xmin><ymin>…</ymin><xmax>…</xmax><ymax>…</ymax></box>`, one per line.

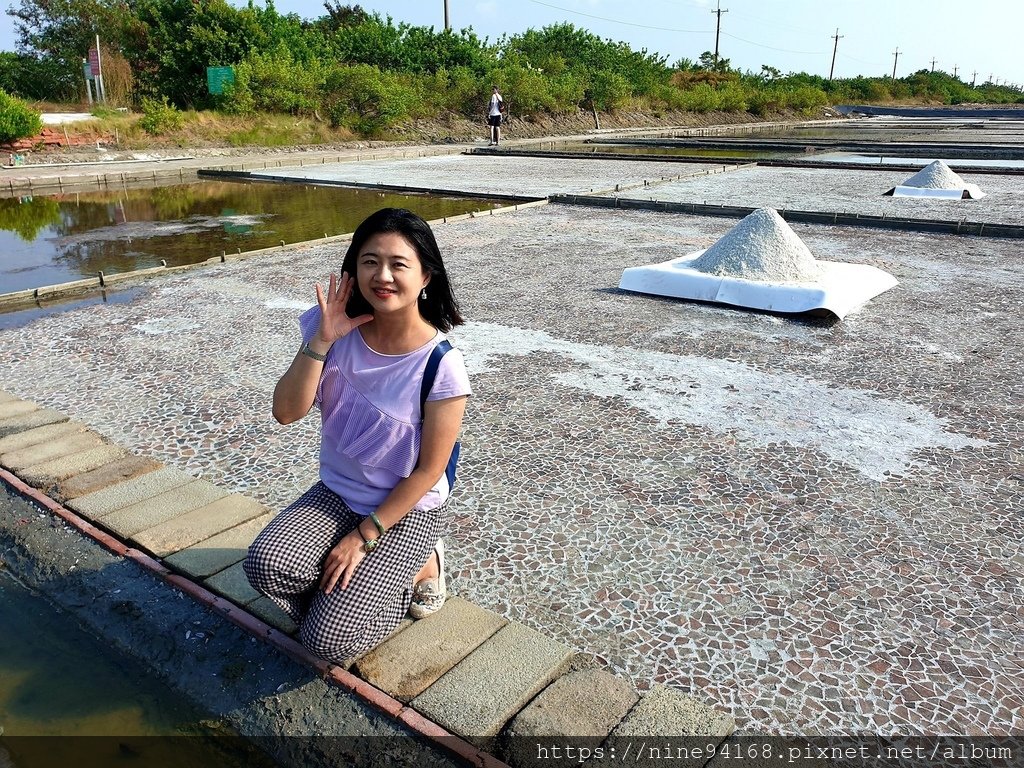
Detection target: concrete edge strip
<box><xmin>480</xmin><ymin>148</ymin><xmax>1024</xmax><ymax>176</ymax></box>
<box><xmin>550</xmin><ymin>195</ymin><xmax>1024</xmax><ymax>239</ymax></box>
<box><xmin>0</xmin><ymin>198</ymin><xmax>550</xmax><ymax>309</ymax></box>
<box><xmin>0</xmin><ymin>466</ymin><xmax>509</xmax><ymax>768</ymax></box>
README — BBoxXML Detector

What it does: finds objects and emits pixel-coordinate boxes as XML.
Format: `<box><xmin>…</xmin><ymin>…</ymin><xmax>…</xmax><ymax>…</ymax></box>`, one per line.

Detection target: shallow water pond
<box><xmin>0</xmin><ymin>179</ymin><xmax>507</xmax><ymax>294</ymax></box>
<box><xmin>0</xmin><ymin>569</ymin><xmax>273</xmax><ymax>767</ymax></box>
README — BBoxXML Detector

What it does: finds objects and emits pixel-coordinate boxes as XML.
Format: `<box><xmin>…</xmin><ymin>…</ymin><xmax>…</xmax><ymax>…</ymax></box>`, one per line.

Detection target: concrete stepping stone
<box><xmin>411</xmin><ymin>621</ymin><xmax>574</xmax><ymax>749</ymax></box>
<box><xmin>20</xmin><ymin>444</ymin><xmax>127</xmax><ymax>487</ymax></box>
<box><xmin>164</xmin><ymin>512</ymin><xmax>275</xmax><ymax>578</ymax></box>
<box><xmin>68</xmin><ymin>466</ymin><xmax>196</xmax><ymax>520</ymax></box>
<box><xmin>0</xmin><ymin>421</ymin><xmax>86</xmax><ymax>454</ymax></box>
<box><xmin>247</xmin><ymin>596</ymin><xmax>298</xmax><ymax>635</ymax></box>
<box><xmin>0</xmin><ymin>399</ymin><xmax>38</xmax><ymax>420</ymax></box>
<box><xmin>0</xmin><ymin>408</ymin><xmax>68</xmax><ymax>439</ymax></box>
<box><xmin>583</xmin><ymin>686</ymin><xmax>733</xmax><ymax>768</ymax></box>
<box><xmin>203</xmin><ymin>561</ymin><xmax>260</xmax><ymax>605</ymax></box>
<box><xmin>342</xmin><ymin>618</ymin><xmax>414</xmax><ymax>669</ymax></box>
<box><xmin>131</xmin><ymin>493</ymin><xmax>268</xmax><ymax>557</ymax></box>
<box><xmin>50</xmin><ymin>455</ymin><xmax>163</xmax><ymax>502</ymax></box>
<box><xmin>504</xmin><ymin>669</ymin><xmax>638</xmax><ymax>752</ymax></box>
<box><xmin>104</xmin><ymin>480</ymin><xmax>229</xmax><ymax>538</ymax></box>
<box><xmin>354</xmin><ymin>596</ymin><xmax>508</xmax><ymax>702</ymax></box>
<box><xmin>1</xmin><ymin>430</ymin><xmax>104</xmax><ymax>471</ymax></box>
<box><xmin>609</xmin><ymin>684</ymin><xmax>735</xmax><ymax>737</ymax></box>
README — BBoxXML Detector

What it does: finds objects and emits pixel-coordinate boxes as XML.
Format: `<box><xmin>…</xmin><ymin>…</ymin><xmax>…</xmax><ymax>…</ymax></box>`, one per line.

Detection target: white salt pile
<box><xmin>690</xmin><ymin>207</ymin><xmax>823</xmax><ymax>284</ymax></box>
<box><xmin>900</xmin><ymin>159</ymin><xmax>967</xmax><ymax>189</ymax></box>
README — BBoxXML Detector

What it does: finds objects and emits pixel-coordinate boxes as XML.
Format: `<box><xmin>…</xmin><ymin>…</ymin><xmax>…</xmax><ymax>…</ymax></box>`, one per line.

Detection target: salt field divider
<box><xmin>598</xmin><ymin>137</ymin><xmax>1024</xmax><ymax>160</ymax></box>
<box><xmin>473</xmin><ymin>148</ymin><xmax>1024</xmax><ymax>175</ymax></box>
<box><xmin>551</xmin><ymin>194</ymin><xmax>1024</xmax><ymax>239</ymax></box>
<box><xmin>0</xmin><ymin>197</ymin><xmax>549</xmax><ymax>309</ymax></box>
<box><xmin>197</xmin><ymin>168</ymin><xmax>547</xmax><ymax>204</ymax></box>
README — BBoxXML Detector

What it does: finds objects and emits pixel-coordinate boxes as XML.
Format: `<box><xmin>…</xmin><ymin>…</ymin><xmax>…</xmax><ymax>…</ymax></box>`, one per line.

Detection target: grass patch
<box><xmin>54</xmin><ymin>107</ymin><xmax>356</xmax><ymax>149</ymax></box>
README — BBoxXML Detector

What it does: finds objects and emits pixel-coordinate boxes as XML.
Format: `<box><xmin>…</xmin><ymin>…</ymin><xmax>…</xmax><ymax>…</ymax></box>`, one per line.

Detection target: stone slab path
<box><xmin>0</xmin><ymin>391</ymin><xmax>735</xmax><ymax>765</ymax></box>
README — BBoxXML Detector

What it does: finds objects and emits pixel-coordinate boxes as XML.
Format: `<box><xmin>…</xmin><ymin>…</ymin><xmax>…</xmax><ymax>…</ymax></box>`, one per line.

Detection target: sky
<box><xmin>1</xmin><ymin>0</ymin><xmax>1021</xmax><ymax>87</ymax></box>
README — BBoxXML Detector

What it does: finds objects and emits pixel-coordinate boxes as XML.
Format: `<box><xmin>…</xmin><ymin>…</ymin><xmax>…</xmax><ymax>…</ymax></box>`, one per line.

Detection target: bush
<box><xmin>589</xmin><ymin>70</ymin><xmax>632</xmax><ymax>111</ymax></box>
<box><xmin>489</xmin><ymin>64</ymin><xmax>557</xmax><ymax>114</ymax></box>
<box><xmin>677</xmin><ymin>83</ymin><xmax>720</xmax><ymax>112</ymax></box>
<box><xmin>323</xmin><ymin>64</ymin><xmax>414</xmax><ymax>135</ymax></box>
<box><xmin>0</xmin><ymin>89</ymin><xmax>42</xmax><ymax>143</ymax></box>
<box><xmin>139</xmin><ymin>96</ymin><xmax>185</xmax><ymax>135</ymax></box>
<box><xmin>787</xmin><ymin>85</ymin><xmax>828</xmax><ymax>112</ymax></box>
<box><xmin>224</xmin><ymin>49</ymin><xmax>325</xmax><ymax>116</ymax></box>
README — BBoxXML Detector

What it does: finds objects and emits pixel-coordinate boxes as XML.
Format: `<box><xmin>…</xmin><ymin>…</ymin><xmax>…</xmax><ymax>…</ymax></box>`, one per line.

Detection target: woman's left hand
<box><xmin>320</xmin><ymin>532</ymin><xmax>365</xmax><ymax>594</ymax></box>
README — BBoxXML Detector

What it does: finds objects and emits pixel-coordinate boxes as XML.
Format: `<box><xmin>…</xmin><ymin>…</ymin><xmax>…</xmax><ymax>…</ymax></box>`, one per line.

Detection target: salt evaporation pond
<box><xmin>0</xmin><ymin>179</ymin><xmax>507</xmax><ymax>294</ymax></box>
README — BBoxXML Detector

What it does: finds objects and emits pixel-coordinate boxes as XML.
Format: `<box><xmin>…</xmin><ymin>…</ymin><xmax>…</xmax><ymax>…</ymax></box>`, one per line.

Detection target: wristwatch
<box><xmin>301</xmin><ymin>342</ymin><xmax>328</xmax><ymax>362</ymax></box>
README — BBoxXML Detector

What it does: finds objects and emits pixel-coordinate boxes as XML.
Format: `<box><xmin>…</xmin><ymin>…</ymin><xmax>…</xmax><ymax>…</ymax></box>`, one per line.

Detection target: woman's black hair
<box><xmin>341</xmin><ymin>208</ymin><xmax>464</xmax><ymax>332</ymax></box>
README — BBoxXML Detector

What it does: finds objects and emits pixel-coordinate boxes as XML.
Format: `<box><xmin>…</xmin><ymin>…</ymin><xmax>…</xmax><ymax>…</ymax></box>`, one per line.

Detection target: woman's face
<box><xmin>355</xmin><ymin>232</ymin><xmax>430</xmax><ymax>316</ymax></box>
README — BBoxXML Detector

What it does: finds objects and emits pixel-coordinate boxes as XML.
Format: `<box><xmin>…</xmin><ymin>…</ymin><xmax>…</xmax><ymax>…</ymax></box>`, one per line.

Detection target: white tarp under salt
<box><xmin>619</xmin><ymin>254</ymin><xmax>898</xmax><ymax>319</ymax></box>
<box><xmin>885</xmin><ymin>159</ymin><xmax>985</xmax><ymax>199</ymax></box>
<box><xmin>619</xmin><ymin>208</ymin><xmax>898</xmax><ymax>319</ymax></box>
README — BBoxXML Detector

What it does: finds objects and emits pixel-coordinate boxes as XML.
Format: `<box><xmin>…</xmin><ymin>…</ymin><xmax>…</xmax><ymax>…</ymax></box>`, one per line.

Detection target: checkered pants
<box><xmin>244</xmin><ymin>481</ymin><xmax>447</xmax><ymax>663</ymax></box>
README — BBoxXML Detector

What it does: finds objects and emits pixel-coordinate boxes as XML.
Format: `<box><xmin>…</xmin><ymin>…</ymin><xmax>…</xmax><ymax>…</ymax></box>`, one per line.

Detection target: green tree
<box><xmin>124</xmin><ymin>0</ymin><xmax>273</xmax><ymax>107</ymax></box>
<box><xmin>0</xmin><ymin>51</ymin><xmax>66</xmax><ymax>99</ymax></box>
<box><xmin>697</xmin><ymin>50</ymin><xmax>732</xmax><ymax>73</ymax></box>
<box><xmin>6</xmin><ymin>0</ymin><xmax>135</xmax><ymax>98</ymax></box>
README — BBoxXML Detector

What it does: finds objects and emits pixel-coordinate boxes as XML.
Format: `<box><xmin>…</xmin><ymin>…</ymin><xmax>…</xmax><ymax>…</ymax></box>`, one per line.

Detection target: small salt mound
<box><xmin>691</xmin><ymin>207</ymin><xmax>823</xmax><ymax>284</ymax></box>
<box><xmin>900</xmin><ymin>160</ymin><xmax>967</xmax><ymax>190</ymax></box>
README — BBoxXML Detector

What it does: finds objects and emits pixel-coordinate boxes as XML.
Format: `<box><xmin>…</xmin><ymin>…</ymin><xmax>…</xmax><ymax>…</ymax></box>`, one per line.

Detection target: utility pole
<box><xmin>971</xmin><ymin>70</ymin><xmax>977</xmax><ymax>87</ymax></box>
<box><xmin>443</xmin><ymin>0</ymin><xmax>449</xmax><ymax>31</ymax></box>
<box><xmin>891</xmin><ymin>47</ymin><xmax>900</xmax><ymax>80</ymax></box>
<box><xmin>930</xmin><ymin>58</ymin><xmax>937</xmax><ymax>72</ymax></box>
<box><xmin>829</xmin><ymin>28</ymin><xmax>843</xmax><ymax>81</ymax></box>
<box><xmin>953</xmin><ymin>65</ymin><xmax>958</xmax><ymax>78</ymax></box>
<box><xmin>711</xmin><ymin>1</ymin><xmax>728</xmax><ymax>68</ymax></box>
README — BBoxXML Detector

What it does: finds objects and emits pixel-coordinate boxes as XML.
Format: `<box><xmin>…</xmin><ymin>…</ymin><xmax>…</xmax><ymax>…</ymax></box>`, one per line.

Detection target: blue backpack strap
<box><xmin>420</xmin><ymin>339</ymin><xmax>460</xmax><ymax>488</ymax></box>
<box><xmin>420</xmin><ymin>339</ymin><xmax>454</xmax><ymax>417</ymax></box>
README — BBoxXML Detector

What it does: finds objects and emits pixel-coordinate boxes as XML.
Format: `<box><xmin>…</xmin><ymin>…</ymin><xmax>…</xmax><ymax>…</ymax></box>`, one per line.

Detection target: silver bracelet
<box><xmin>301</xmin><ymin>342</ymin><xmax>328</xmax><ymax>362</ymax></box>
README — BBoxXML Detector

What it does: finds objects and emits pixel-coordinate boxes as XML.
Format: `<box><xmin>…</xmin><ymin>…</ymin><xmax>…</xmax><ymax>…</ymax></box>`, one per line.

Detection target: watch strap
<box><xmin>301</xmin><ymin>342</ymin><xmax>327</xmax><ymax>362</ymax></box>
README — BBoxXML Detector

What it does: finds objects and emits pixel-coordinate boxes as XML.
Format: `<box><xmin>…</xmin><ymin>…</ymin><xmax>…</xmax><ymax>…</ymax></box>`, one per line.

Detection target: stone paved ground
<box><xmin>2</xmin><ymin>186</ymin><xmax>1021</xmax><ymax>736</ymax></box>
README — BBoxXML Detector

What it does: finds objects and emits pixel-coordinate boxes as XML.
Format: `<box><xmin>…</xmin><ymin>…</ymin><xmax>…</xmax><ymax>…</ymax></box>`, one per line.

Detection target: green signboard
<box><xmin>206</xmin><ymin>66</ymin><xmax>235</xmax><ymax>95</ymax></box>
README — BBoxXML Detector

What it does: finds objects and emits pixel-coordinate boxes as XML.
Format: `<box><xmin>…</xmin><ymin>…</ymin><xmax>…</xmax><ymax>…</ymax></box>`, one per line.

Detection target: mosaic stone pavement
<box><xmin>2</xmin><ymin>197</ymin><xmax>1022</xmax><ymax>736</ymax></box>
<box><xmin>611</xmin><ymin>165</ymin><xmax>1024</xmax><ymax>226</ymax></box>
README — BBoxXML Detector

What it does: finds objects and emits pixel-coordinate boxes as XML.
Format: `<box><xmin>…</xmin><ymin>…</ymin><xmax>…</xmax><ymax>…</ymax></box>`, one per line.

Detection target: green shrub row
<box><xmin>3</xmin><ymin>0</ymin><xmax>1022</xmax><ymax>138</ymax></box>
<box><xmin>0</xmin><ymin>88</ymin><xmax>42</xmax><ymax>143</ymax></box>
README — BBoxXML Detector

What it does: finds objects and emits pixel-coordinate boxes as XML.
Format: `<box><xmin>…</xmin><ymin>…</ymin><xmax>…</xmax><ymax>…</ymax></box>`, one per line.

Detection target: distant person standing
<box><xmin>487</xmin><ymin>85</ymin><xmax>505</xmax><ymax>146</ymax></box>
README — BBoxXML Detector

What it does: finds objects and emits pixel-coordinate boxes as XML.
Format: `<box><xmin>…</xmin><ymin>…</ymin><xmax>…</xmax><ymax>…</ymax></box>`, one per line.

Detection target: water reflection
<box><xmin>0</xmin><ymin>180</ymin><xmax>506</xmax><ymax>294</ymax></box>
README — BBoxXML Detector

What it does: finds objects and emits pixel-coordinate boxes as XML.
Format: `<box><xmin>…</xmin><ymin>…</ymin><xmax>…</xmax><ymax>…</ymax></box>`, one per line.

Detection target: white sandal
<box><xmin>409</xmin><ymin>539</ymin><xmax>446</xmax><ymax>619</ymax></box>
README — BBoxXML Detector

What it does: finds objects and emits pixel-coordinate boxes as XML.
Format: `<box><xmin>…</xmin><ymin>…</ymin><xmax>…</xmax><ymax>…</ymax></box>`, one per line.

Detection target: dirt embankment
<box><xmin>391</xmin><ymin>106</ymin><xmax>842</xmax><ymax>143</ymax></box>
<box><xmin>11</xmin><ymin>106</ymin><xmax>843</xmax><ymax>165</ymax></box>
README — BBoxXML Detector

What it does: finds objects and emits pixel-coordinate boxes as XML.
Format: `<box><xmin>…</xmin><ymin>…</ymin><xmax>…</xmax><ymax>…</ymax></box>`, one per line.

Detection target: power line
<box><xmin>720</xmin><ymin>31</ymin><xmax>824</xmax><ymax>55</ymax></box>
<box><xmin>524</xmin><ymin>0</ymin><xmax>709</xmax><ymax>33</ymax></box>
<box><xmin>837</xmin><ymin>51</ymin><xmax>884</xmax><ymax>67</ymax></box>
